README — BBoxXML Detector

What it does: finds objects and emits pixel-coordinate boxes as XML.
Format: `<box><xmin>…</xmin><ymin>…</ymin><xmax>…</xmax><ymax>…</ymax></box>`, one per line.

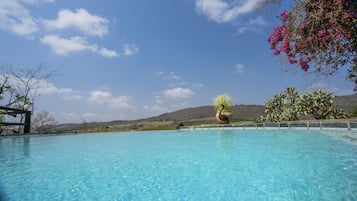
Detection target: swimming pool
<box><xmin>0</xmin><ymin>129</ymin><xmax>356</xmax><ymax>200</ymax></box>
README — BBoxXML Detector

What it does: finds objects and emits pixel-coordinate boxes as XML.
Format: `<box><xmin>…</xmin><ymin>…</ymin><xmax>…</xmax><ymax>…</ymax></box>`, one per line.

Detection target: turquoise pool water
<box><xmin>0</xmin><ymin>129</ymin><xmax>357</xmax><ymax>200</ymax></box>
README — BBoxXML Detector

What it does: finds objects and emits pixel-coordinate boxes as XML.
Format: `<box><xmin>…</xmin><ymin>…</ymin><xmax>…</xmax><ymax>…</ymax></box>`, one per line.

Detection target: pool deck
<box><xmin>180</xmin><ymin>119</ymin><xmax>357</xmax><ymax>131</ymax></box>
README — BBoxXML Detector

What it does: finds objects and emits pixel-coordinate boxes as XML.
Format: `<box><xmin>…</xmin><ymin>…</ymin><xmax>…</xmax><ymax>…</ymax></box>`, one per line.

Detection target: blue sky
<box><xmin>0</xmin><ymin>0</ymin><xmax>355</xmax><ymax>123</ymax></box>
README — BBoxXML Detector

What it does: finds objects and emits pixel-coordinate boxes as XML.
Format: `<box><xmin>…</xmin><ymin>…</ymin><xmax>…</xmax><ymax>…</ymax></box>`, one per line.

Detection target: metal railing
<box><xmin>180</xmin><ymin>119</ymin><xmax>357</xmax><ymax>131</ymax></box>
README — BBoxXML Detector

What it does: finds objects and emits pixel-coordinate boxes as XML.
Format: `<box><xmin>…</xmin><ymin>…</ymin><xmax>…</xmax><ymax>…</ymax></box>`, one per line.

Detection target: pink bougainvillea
<box><xmin>268</xmin><ymin>0</ymin><xmax>357</xmax><ymax>89</ymax></box>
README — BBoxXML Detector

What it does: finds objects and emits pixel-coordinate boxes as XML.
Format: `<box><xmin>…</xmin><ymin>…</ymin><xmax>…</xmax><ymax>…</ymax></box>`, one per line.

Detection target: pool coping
<box><xmin>180</xmin><ymin>120</ymin><xmax>357</xmax><ymax>131</ymax></box>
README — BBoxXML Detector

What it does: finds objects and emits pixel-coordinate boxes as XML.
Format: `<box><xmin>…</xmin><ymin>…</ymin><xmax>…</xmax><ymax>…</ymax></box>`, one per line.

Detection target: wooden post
<box><xmin>24</xmin><ymin>111</ymin><xmax>31</xmax><ymax>133</ymax></box>
<box><xmin>0</xmin><ymin>106</ymin><xmax>32</xmax><ymax>134</ymax></box>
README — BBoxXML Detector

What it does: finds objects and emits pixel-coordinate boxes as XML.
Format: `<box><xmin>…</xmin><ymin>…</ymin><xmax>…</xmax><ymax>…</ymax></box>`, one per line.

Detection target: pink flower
<box><xmin>281</xmin><ymin>42</ymin><xmax>290</xmax><ymax>53</ymax></box>
<box><xmin>289</xmin><ymin>58</ymin><xmax>297</xmax><ymax>64</ymax></box>
<box><xmin>335</xmin><ymin>34</ymin><xmax>342</xmax><ymax>39</ymax></box>
<box><xmin>281</xmin><ymin>26</ymin><xmax>289</xmax><ymax>35</ymax></box>
<box><xmin>318</xmin><ymin>30</ymin><xmax>326</xmax><ymax>37</ymax></box>
<box><xmin>280</xmin><ymin>10</ymin><xmax>289</xmax><ymax>22</ymax></box>
<box><xmin>299</xmin><ymin>60</ymin><xmax>310</xmax><ymax>71</ymax></box>
<box><xmin>343</xmin><ymin>12</ymin><xmax>351</xmax><ymax>21</ymax></box>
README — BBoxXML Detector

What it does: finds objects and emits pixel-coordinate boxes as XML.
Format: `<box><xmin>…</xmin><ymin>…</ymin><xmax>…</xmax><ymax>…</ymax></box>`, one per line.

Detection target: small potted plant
<box><xmin>214</xmin><ymin>94</ymin><xmax>233</xmax><ymax>124</ymax></box>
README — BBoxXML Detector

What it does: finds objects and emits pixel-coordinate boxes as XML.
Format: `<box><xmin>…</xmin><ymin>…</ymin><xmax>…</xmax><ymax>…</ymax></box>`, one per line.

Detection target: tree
<box><xmin>264</xmin><ymin>93</ymin><xmax>287</xmax><ymax>122</ymax></box>
<box><xmin>298</xmin><ymin>90</ymin><xmax>335</xmax><ymax>119</ymax></box>
<box><xmin>0</xmin><ymin>77</ymin><xmax>12</xmax><ymax>122</ymax></box>
<box><xmin>352</xmin><ymin>106</ymin><xmax>357</xmax><ymax>117</ymax></box>
<box><xmin>32</xmin><ymin>110</ymin><xmax>57</xmax><ymax>134</ymax></box>
<box><xmin>0</xmin><ymin>64</ymin><xmax>57</xmax><ymax>133</ymax></box>
<box><xmin>283</xmin><ymin>87</ymin><xmax>299</xmax><ymax>120</ymax></box>
<box><xmin>263</xmin><ymin>87</ymin><xmax>350</xmax><ymax>121</ymax></box>
<box><xmin>1</xmin><ymin>64</ymin><xmax>56</xmax><ymax>109</ymax></box>
<box><xmin>264</xmin><ymin>87</ymin><xmax>299</xmax><ymax>122</ymax></box>
<box><xmin>266</xmin><ymin>0</ymin><xmax>357</xmax><ymax>89</ymax></box>
<box><xmin>298</xmin><ymin>90</ymin><xmax>351</xmax><ymax>119</ymax></box>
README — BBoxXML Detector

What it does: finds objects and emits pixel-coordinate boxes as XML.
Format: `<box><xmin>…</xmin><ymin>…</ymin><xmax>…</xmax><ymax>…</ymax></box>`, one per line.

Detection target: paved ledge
<box><xmin>180</xmin><ymin>120</ymin><xmax>357</xmax><ymax>131</ymax></box>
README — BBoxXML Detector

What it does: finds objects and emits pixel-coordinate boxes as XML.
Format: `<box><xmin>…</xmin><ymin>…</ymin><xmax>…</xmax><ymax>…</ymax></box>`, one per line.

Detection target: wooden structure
<box><xmin>0</xmin><ymin>106</ymin><xmax>31</xmax><ymax>133</ymax></box>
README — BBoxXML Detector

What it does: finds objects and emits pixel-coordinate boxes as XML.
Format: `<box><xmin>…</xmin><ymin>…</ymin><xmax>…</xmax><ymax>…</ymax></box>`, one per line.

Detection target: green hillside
<box><xmin>55</xmin><ymin>93</ymin><xmax>356</xmax><ymax>133</ymax></box>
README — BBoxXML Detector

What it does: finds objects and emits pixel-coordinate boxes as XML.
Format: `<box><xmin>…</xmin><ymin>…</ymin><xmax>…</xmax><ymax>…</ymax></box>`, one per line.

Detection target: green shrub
<box><xmin>352</xmin><ymin>107</ymin><xmax>357</xmax><ymax>117</ymax></box>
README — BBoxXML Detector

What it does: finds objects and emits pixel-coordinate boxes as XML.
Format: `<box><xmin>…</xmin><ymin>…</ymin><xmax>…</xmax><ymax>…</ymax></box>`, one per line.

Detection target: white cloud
<box><xmin>193</xmin><ymin>83</ymin><xmax>203</xmax><ymax>89</ymax></box>
<box><xmin>60</xmin><ymin>112</ymin><xmax>80</xmax><ymax>122</ymax></box>
<box><xmin>88</xmin><ymin>90</ymin><xmax>112</xmax><ymax>104</ymax></box>
<box><xmin>81</xmin><ymin>113</ymin><xmax>97</xmax><ymax>121</ymax></box>
<box><xmin>109</xmin><ymin>96</ymin><xmax>134</xmax><ymax>109</ymax></box>
<box><xmin>88</xmin><ymin>90</ymin><xmax>135</xmax><ymax>110</ymax></box>
<box><xmin>62</xmin><ymin>94</ymin><xmax>82</xmax><ymax>101</ymax></box>
<box><xmin>21</xmin><ymin>0</ymin><xmax>55</xmax><ymax>5</ymax></box>
<box><xmin>41</xmin><ymin>35</ymin><xmax>118</xmax><ymax>57</ymax></box>
<box><xmin>164</xmin><ymin>87</ymin><xmax>195</xmax><ymax>99</ymax></box>
<box><xmin>0</xmin><ymin>1</ymin><xmax>127</xmax><ymax>59</ymax></box>
<box><xmin>35</xmin><ymin>79</ymin><xmax>84</xmax><ymax>101</ymax></box>
<box><xmin>43</xmin><ymin>8</ymin><xmax>108</xmax><ymax>37</ymax></box>
<box><xmin>143</xmin><ymin>105</ymin><xmax>167</xmax><ymax>113</ymax></box>
<box><xmin>123</xmin><ymin>43</ymin><xmax>139</xmax><ymax>56</ymax></box>
<box><xmin>307</xmin><ymin>82</ymin><xmax>355</xmax><ymax>96</ymax></box>
<box><xmin>155</xmin><ymin>96</ymin><xmax>163</xmax><ymax>104</ymax></box>
<box><xmin>236</xmin><ymin>16</ymin><xmax>268</xmax><ymax>34</ymax></box>
<box><xmin>248</xmin><ymin>16</ymin><xmax>268</xmax><ymax>26</ymax></box>
<box><xmin>0</xmin><ymin>2</ymin><xmax>119</xmax><ymax>58</ymax></box>
<box><xmin>195</xmin><ymin>0</ymin><xmax>260</xmax><ymax>23</ymax></box>
<box><xmin>0</xmin><ymin>1</ymin><xmax>38</xmax><ymax>35</ymax></box>
<box><xmin>2</xmin><ymin>74</ymin><xmax>74</xmax><ymax>96</ymax></box>
<box><xmin>41</xmin><ymin>35</ymin><xmax>97</xmax><ymax>55</ymax></box>
<box><xmin>236</xmin><ymin>64</ymin><xmax>245</xmax><ymax>74</ymax></box>
<box><xmin>168</xmin><ymin>72</ymin><xmax>180</xmax><ymax>80</ymax></box>
<box><xmin>99</xmin><ymin>47</ymin><xmax>119</xmax><ymax>58</ymax></box>
<box><xmin>156</xmin><ymin>71</ymin><xmax>164</xmax><ymax>76</ymax></box>
<box><xmin>156</xmin><ymin>71</ymin><xmax>181</xmax><ymax>81</ymax></box>
<box><xmin>37</xmin><ymin>82</ymin><xmax>73</xmax><ymax>94</ymax></box>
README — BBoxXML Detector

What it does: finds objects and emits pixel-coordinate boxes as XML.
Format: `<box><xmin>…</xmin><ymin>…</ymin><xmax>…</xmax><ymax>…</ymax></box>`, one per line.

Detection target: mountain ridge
<box><xmin>55</xmin><ymin>94</ymin><xmax>356</xmax><ymax>132</ymax></box>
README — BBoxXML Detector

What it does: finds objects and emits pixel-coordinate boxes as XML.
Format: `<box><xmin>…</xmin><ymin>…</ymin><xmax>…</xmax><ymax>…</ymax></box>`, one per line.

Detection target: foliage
<box><xmin>264</xmin><ymin>87</ymin><xmax>300</xmax><ymax>122</ymax></box>
<box><xmin>332</xmin><ymin>108</ymin><xmax>351</xmax><ymax>119</ymax></box>
<box><xmin>264</xmin><ymin>87</ymin><xmax>350</xmax><ymax>122</ymax></box>
<box><xmin>0</xmin><ymin>64</ymin><xmax>57</xmax><ymax>133</ymax></box>
<box><xmin>267</xmin><ymin>0</ymin><xmax>357</xmax><ymax>89</ymax></box>
<box><xmin>0</xmin><ymin>77</ymin><xmax>12</xmax><ymax>124</ymax></box>
<box><xmin>298</xmin><ymin>90</ymin><xmax>335</xmax><ymax>119</ymax></box>
<box><xmin>0</xmin><ymin>77</ymin><xmax>12</xmax><ymax>101</ymax></box>
<box><xmin>213</xmin><ymin>94</ymin><xmax>233</xmax><ymax>112</ymax></box>
<box><xmin>32</xmin><ymin>110</ymin><xmax>57</xmax><ymax>134</ymax></box>
<box><xmin>352</xmin><ymin>106</ymin><xmax>357</xmax><ymax>117</ymax></box>
<box><xmin>0</xmin><ymin>64</ymin><xmax>57</xmax><ymax>110</ymax></box>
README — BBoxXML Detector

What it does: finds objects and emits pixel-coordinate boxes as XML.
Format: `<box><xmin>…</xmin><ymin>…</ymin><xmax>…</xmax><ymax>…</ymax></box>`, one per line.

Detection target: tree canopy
<box><xmin>266</xmin><ymin>0</ymin><xmax>357</xmax><ymax>89</ymax></box>
<box><xmin>0</xmin><ymin>64</ymin><xmax>57</xmax><ymax>134</ymax></box>
<box><xmin>263</xmin><ymin>87</ymin><xmax>350</xmax><ymax>122</ymax></box>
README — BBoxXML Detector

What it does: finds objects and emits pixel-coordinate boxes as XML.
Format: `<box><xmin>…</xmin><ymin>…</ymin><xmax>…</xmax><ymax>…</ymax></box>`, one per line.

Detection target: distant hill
<box><xmin>334</xmin><ymin>93</ymin><xmax>357</xmax><ymax>112</ymax></box>
<box><xmin>54</xmin><ymin>93</ymin><xmax>356</xmax><ymax>132</ymax></box>
<box><xmin>147</xmin><ymin>105</ymin><xmax>265</xmax><ymax>121</ymax></box>
<box><xmin>147</xmin><ymin>93</ymin><xmax>357</xmax><ymax>121</ymax></box>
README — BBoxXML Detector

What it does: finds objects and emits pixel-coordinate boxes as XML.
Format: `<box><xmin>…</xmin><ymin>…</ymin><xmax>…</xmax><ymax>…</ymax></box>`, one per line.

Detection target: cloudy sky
<box><xmin>0</xmin><ymin>0</ymin><xmax>354</xmax><ymax>123</ymax></box>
